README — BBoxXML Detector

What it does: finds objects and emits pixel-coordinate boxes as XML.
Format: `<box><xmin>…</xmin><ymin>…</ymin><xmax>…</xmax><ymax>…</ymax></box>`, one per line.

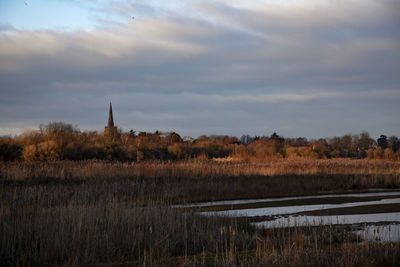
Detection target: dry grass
<box><xmin>1</xmin><ymin>159</ymin><xmax>400</xmax><ymax>266</ymax></box>
<box><xmin>2</xmin><ymin>158</ymin><xmax>400</xmax><ymax>180</ymax></box>
<box><xmin>1</xmin><ymin>159</ymin><xmax>400</xmax><ymax>203</ymax></box>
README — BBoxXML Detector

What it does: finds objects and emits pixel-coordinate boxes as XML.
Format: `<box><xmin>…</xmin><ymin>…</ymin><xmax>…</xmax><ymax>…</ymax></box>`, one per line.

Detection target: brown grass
<box><xmin>1</xmin><ymin>159</ymin><xmax>399</xmax><ymax>266</ymax></box>
<box><xmin>2</xmin><ymin>158</ymin><xmax>400</xmax><ymax>181</ymax></box>
<box><xmin>1</xmin><ymin>159</ymin><xmax>400</xmax><ymax>203</ymax></box>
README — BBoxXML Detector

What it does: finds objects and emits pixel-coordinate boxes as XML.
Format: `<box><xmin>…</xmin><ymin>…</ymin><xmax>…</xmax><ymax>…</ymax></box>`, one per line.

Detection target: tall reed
<box><xmin>1</xmin><ymin>160</ymin><xmax>399</xmax><ymax>266</ymax></box>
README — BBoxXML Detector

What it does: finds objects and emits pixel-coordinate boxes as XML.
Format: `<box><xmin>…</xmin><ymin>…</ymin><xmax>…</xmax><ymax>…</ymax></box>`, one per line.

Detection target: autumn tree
<box><xmin>167</xmin><ymin>132</ymin><xmax>183</xmax><ymax>144</ymax></box>
<box><xmin>311</xmin><ymin>139</ymin><xmax>331</xmax><ymax>158</ymax></box>
<box><xmin>358</xmin><ymin>132</ymin><xmax>374</xmax><ymax>151</ymax></box>
<box><xmin>377</xmin><ymin>135</ymin><xmax>388</xmax><ymax>149</ymax></box>
<box><xmin>41</xmin><ymin>122</ymin><xmax>79</xmax><ymax>159</ymax></box>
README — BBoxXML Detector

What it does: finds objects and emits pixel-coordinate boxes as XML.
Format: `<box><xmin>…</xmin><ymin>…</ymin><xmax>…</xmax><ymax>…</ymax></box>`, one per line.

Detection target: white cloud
<box><xmin>0</xmin><ymin>31</ymin><xmax>66</xmax><ymax>56</ymax></box>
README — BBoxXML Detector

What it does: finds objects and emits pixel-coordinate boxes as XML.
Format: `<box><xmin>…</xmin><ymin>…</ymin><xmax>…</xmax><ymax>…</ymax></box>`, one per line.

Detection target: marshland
<box><xmin>3</xmin><ymin>0</ymin><xmax>400</xmax><ymax>265</ymax></box>
<box><xmin>1</xmin><ymin>123</ymin><xmax>400</xmax><ymax>265</ymax></box>
<box><xmin>1</xmin><ymin>158</ymin><xmax>400</xmax><ymax>266</ymax></box>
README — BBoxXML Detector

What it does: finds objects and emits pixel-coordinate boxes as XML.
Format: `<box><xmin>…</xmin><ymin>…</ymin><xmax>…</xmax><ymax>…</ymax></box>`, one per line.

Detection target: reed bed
<box><xmin>1</xmin><ymin>159</ymin><xmax>399</xmax><ymax>203</ymax></box>
<box><xmin>1</xmin><ymin>159</ymin><xmax>400</xmax><ymax>266</ymax></box>
<box><xmin>1</xmin><ymin>158</ymin><xmax>400</xmax><ymax>181</ymax></box>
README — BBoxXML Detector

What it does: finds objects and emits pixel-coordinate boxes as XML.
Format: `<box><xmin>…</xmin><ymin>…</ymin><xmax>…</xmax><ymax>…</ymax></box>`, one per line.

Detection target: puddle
<box><xmin>183</xmin><ymin>191</ymin><xmax>400</xmax><ymax>242</ymax></box>
<box><xmin>252</xmin><ymin>212</ymin><xmax>400</xmax><ymax>229</ymax></box>
<box><xmin>176</xmin><ymin>191</ymin><xmax>400</xmax><ymax>208</ymax></box>
<box><xmin>199</xmin><ymin>198</ymin><xmax>400</xmax><ymax>217</ymax></box>
<box><xmin>252</xmin><ymin>213</ymin><xmax>400</xmax><ymax>242</ymax></box>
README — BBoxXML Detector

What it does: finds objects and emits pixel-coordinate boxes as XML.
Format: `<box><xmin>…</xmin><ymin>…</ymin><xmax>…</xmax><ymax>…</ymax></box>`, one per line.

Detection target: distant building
<box><xmin>104</xmin><ymin>102</ymin><xmax>119</xmax><ymax>141</ymax></box>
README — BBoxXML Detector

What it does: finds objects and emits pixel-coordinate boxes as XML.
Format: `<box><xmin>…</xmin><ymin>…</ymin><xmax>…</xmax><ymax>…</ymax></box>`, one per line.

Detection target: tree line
<box><xmin>1</xmin><ymin>122</ymin><xmax>399</xmax><ymax>162</ymax></box>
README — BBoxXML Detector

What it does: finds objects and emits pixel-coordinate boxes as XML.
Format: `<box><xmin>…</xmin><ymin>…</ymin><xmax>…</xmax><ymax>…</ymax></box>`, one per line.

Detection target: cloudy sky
<box><xmin>0</xmin><ymin>0</ymin><xmax>399</xmax><ymax>138</ymax></box>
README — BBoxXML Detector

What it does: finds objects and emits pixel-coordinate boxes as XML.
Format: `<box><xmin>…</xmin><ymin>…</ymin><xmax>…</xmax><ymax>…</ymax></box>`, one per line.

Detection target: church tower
<box><xmin>104</xmin><ymin>102</ymin><xmax>119</xmax><ymax>140</ymax></box>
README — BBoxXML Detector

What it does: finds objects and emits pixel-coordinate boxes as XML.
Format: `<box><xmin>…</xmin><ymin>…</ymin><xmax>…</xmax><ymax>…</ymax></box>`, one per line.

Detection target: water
<box><xmin>199</xmin><ymin>198</ymin><xmax>400</xmax><ymax>217</ymax></box>
<box><xmin>253</xmin><ymin>213</ymin><xmax>400</xmax><ymax>242</ymax></box>
<box><xmin>252</xmin><ymin>213</ymin><xmax>400</xmax><ymax>228</ymax></box>
<box><xmin>356</xmin><ymin>224</ymin><xmax>400</xmax><ymax>242</ymax></box>
<box><xmin>176</xmin><ymin>191</ymin><xmax>400</xmax><ymax>208</ymax></box>
<box><xmin>180</xmin><ymin>191</ymin><xmax>400</xmax><ymax>242</ymax></box>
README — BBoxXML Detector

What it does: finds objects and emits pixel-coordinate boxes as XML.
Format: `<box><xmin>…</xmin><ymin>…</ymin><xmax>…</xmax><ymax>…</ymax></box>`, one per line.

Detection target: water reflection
<box><xmin>252</xmin><ymin>213</ymin><xmax>400</xmax><ymax>229</ymax></box>
<box><xmin>177</xmin><ymin>191</ymin><xmax>400</xmax><ymax>208</ymax></box>
<box><xmin>200</xmin><ymin>198</ymin><xmax>400</xmax><ymax>217</ymax></box>
<box><xmin>185</xmin><ymin>191</ymin><xmax>400</xmax><ymax>242</ymax></box>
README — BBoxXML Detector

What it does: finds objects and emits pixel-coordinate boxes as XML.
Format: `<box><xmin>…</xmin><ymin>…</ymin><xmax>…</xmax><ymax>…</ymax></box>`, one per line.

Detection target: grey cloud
<box><xmin>0</xmin><ymin>0</ymin><xmax>399</xmax><ymax>138</ymax></box>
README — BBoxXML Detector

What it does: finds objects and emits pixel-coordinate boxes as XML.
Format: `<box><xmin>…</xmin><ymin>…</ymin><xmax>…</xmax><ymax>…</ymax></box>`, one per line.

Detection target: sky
<box><xmin>0</xmin><ymin>0</ymin><xmax>399</xmax><ymax>139</ymax></box>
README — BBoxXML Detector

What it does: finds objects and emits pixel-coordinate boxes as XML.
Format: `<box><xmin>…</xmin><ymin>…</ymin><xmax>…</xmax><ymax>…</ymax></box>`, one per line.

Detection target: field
<box><xmin>1</xmin><ymin>159</ymin><xmax>400</xmax><ymax>266</ymax></box>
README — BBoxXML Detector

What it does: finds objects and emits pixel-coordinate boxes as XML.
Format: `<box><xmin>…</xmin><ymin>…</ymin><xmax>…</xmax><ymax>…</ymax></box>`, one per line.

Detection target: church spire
<box><xmin>108</xmin><ymin>102</ymin><xmax>114</xmax><ymax>127</ymax></box>
<box><xmin>105</xmin><ymin>102</ymin><xmax>119</xmax><ymax>141</ymax></box>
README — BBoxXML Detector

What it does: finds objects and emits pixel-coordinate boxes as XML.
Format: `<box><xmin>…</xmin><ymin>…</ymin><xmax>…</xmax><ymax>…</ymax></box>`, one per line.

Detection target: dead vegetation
<box><xmin>1</xmin><ymin>159</ymin><xmax>399</xmax><ymax>266</ymax></box>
